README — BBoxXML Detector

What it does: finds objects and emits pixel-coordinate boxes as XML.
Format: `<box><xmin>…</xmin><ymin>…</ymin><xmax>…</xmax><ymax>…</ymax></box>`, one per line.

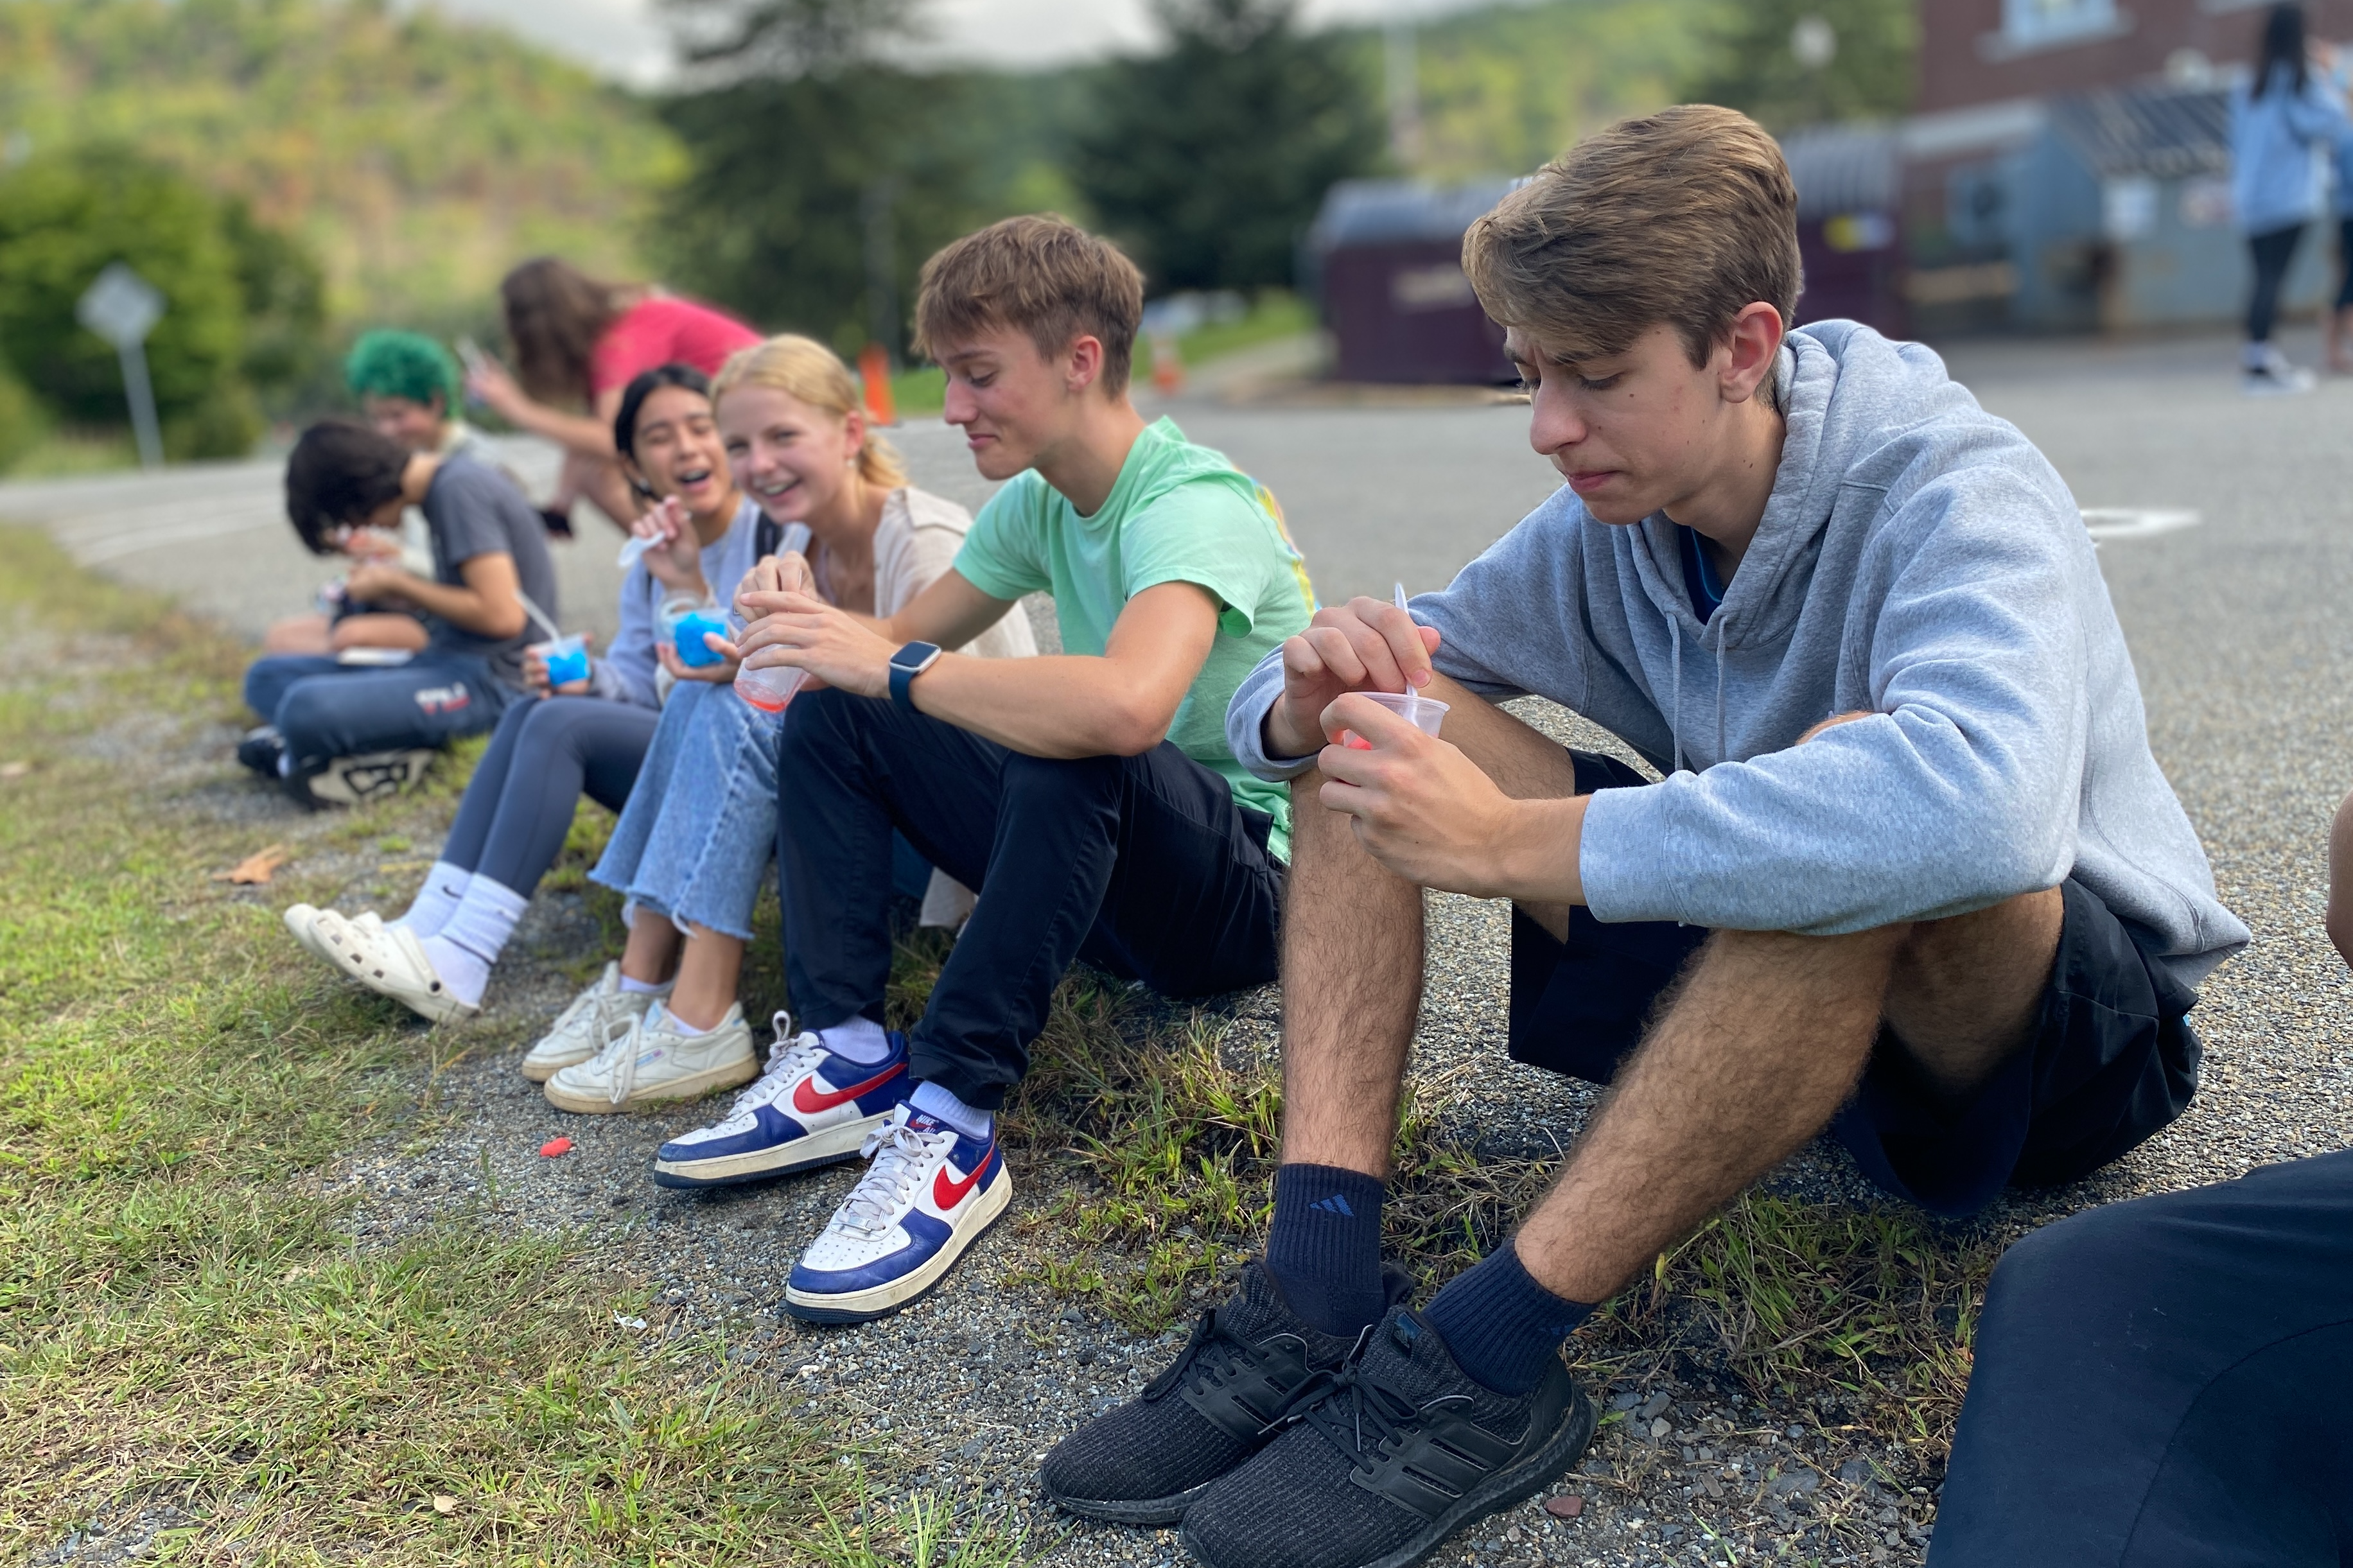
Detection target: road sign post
<box><xmin>75</xmin><ymin>263</ymin><xmax>166</xmax><ymax>470</ymax></box>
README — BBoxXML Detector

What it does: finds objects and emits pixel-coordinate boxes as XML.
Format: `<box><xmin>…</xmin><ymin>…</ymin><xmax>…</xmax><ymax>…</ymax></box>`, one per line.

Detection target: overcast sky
<box><xmin>394</xmin><ymin>0</ymin><xmax>1494</xmax><ymax>87</ymax></box>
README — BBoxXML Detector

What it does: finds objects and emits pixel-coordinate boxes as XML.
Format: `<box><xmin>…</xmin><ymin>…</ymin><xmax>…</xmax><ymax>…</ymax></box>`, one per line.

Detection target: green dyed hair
<box><xmin>344</xmin><ymin>329</ymin><xmax>460</xmax><ymax>411</ymax></box>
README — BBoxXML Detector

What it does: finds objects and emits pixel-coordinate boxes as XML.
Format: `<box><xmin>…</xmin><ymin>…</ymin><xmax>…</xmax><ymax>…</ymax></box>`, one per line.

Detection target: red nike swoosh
<box><xmin>791</xmin><ymin>1061</ymin><xmax>904</xmax><ymax>1116</ymax></box>
<box><xmin>932</xmin><ymin>1148</ymin><xmax>995</xmax><ymax>1210</ymax></box>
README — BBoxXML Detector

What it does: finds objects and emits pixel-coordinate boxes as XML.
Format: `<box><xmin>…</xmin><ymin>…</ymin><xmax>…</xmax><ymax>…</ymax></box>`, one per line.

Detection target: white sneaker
<box><xmin>519</xmin><ymin>963</ymin><xmax>660</xmax><ymax>1083</ymax></box>
<box><xmin>543</xmin><ymin>1000</ymin><xmax>758</xmax><ymax>1114</ymax></box>
<box><xmin>283</xmin><ymin>904</ymin><xmax>385</xmax><ymax>973</ymax></box>
<box><xmin>783</xmin><ymin>1103</ymin><xmax>1011</xmax><ymax>1324</ymax></box>
<box><xmin>299</xmin><ymin>748</ymin><xmax>437</xmax><ymax>807</ymax></box>
<box><xmin>313</xmin><ymin>910</ymin><xmax>477</xmax><ymax>1024</ymax></box>
<box><xmin>2244</xmin><ymin>349</ymin><xmax>2315</xmax><ymax>395</ymax></box>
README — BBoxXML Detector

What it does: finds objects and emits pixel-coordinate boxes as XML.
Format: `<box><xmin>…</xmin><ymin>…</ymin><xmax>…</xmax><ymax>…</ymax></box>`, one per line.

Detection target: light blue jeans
<box><xmin>590</xmin><ymin>680</ymin><xmax>782</xmax><ymax>941</ymax></box>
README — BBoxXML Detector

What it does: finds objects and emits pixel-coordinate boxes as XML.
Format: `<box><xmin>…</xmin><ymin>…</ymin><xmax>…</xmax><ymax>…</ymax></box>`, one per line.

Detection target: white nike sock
<box><xmin>395</xmin><ymin>861</ymin><xmax>472</xmax><ymax>936</ymax></box>
<box><xmin>818</xmin><ymin>1016</ymin><xmax>894</xmax><ymax>1065</ymax></box>
<box><xmin>417</xmin><ymin>876</ymin><xmax>529</xmax><ymax>1007</ymax></box>
<box><xmin>909</xmin><ymin>1078</ymin><xmax>992</xmax><ymax>1140</ymax></box>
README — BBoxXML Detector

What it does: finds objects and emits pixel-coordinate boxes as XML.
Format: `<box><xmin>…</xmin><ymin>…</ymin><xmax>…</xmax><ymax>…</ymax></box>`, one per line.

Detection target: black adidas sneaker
<box><xmin>1038</xmin><ymin>1260</ymin><xmax>1413</xmax><ymax>1525</ymax></box>
<box><xmin>1178</xmin><ymin>1305</ymin><xmax>1596</xmax><ymax>1568</ymax></box>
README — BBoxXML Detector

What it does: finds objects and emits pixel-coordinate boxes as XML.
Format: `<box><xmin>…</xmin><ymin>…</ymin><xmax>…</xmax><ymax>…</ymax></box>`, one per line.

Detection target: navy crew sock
<box><xmin>1423</xmin><ymin>1240</ymin><xmax>1595</xmax><ymax>1396</ymax></box>
<box><xmin>1264</xmin><ymin>1162</ymin><xmax>1389</xmax><ymax>1336</ymax></box>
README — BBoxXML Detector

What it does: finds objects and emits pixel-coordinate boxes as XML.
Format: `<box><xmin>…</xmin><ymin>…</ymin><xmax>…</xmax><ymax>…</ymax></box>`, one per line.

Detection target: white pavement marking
<box><xmin>2082</xmin><ymin>507</ymin><xmax>2201</xmax><ymax>541</ymax></box>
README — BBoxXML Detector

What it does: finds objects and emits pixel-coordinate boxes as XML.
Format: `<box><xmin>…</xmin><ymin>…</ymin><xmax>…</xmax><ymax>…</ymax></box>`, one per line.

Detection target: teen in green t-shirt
<box><xmin>954</xmin><ymin>415</ymin><xmax>1313</xmax><ymax>857</ymax></box>
<box><xmin>717</xmin><ymin>216</ymin><xmax>1316</xmax><ymax>1326</ymax></box>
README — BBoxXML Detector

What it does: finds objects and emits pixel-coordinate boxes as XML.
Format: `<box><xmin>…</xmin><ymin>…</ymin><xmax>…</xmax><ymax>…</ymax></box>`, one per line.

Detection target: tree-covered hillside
<box><xmin>0</xmin><ymin>0</ymin><xmax>680</xmax><ymax>329</ymax></box>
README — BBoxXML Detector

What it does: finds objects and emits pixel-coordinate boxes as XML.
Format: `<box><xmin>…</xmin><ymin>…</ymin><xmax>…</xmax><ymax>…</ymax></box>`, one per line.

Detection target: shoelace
<box><xmin>1292</xmin><ymin>1352</ymin><xmax>1439</xmax><ymax>1464</ymax></box>
<box><xmin>829</xmin><ymin>1109</ymin><xmax>953</xmax><ymax>1239</ymax></box>
<box><xmin>548</xmin><ymin>977</ymin><xmax>624</xmax><ymax>1047</ymax></box>
<box><xmin>1142</xmin><ymin>1307</ymin><xmax>1272</xmax><ymax>1403</ymax></box>
<box><xmin>710</xmin><ymin>1014</ymin><xmax>828</xmax><ymax>1129</ymax></box>
<box><xmin>587</xmin><ymin>1009</ymin><xmax>651</xmax><ymax>1107</ymax></box>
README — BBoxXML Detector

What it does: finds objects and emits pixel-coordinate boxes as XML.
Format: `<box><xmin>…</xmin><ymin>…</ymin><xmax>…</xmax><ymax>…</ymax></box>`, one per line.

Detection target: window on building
<box><xmin>2003</xmin><ymin>0</ymin><xmax>2119</xmax><ymax>47</ymax></box>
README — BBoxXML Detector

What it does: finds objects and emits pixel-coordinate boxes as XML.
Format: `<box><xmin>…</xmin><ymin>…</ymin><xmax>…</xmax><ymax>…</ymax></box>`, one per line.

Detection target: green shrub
<box><xmin>0</xmin><ymin>356</ymin><xmax>49</xmax><ymax>473</ymax></box>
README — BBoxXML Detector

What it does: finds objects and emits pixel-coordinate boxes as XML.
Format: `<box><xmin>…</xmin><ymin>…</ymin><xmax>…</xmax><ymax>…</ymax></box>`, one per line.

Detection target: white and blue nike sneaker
<box><xmin>783</xmin><ymin>1103</ymin><xmax>1012</xmax><ymax>1324</ymax></box>
<box><xmin>651</xmin><ymin>1015</ymin><xmax>911</xmax><ymax>1189</ymax></box>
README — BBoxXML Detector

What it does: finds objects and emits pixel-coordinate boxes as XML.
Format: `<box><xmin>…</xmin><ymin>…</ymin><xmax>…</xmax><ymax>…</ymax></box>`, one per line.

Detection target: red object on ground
<box><xmin>539</xmin><ymin>1137</ymin><xmax>573</xmax><ymax>1158</ymax></box>
<box><xmin>1542</xmin><ymin>1494</ymin><xmax>1584</xmax><ymax>1519</ymax></box>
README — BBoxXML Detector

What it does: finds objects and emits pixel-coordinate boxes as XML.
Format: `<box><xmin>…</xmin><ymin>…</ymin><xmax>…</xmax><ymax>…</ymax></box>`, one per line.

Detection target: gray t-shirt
<box><xmin>422</xmin><ymin>455</ymin><xmax>558</xmax><ymax>686</ymax></box>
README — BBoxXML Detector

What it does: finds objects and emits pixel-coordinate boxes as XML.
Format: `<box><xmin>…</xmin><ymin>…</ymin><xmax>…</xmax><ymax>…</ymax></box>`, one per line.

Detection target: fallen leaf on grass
<box><xmin>0</xmin><ymin>761</ymin><xmax>28</xmax><ymax>780</ymax></box>
<box><xmin>213</xmin><ymin>844</ymin><xmax>292</xmax><ymax>885</ymax></box>
<box><xmin>432</xmin><ymin>1495</ymin><xmax>458</xmax><ymax>1515</ymax></box>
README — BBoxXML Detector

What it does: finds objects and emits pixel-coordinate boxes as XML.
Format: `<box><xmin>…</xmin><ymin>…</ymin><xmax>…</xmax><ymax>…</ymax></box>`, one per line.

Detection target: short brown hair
<box><xmin>912</xmin><ymin>215</ymin><xmax>1145</xmax><ymax>396</ymax></box>
<box><xmin>1463</xmin><ymin>105</ymin><xmax>1801</xmax><ymax>369</ymax></box>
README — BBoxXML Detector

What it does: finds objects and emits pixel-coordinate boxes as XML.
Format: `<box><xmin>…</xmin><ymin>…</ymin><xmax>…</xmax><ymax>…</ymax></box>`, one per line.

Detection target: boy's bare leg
<box><xmin>1515</xmin><ymin>888</ymin><xmax>2061</xmax><ymax>1304</ymax></box>
<box><xmin>1279</xmin><ymin>679</ymin><xmax>1582</xmax><ymax>1179</ymax></box>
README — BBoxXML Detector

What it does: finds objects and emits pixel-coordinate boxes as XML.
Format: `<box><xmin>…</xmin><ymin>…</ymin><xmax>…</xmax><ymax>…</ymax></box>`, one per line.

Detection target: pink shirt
<box><xmin>588</xmin><ymin>295</ymin><xmax>761</xmax><ymax>396</ymax></box>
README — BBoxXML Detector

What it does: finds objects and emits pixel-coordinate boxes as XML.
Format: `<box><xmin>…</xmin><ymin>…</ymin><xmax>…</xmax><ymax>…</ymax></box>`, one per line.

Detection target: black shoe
<box><xmin>1038</xmin><ymin>1260</ymin><xmax>1413</xmax><ymax>1525</ymax></box>
<box><xmin>1178</xmin><ymin>1305</ymin><xmax>1596</xmax><ymax>1568</ymax></box>
<box><xmin>236</xmin><ymin>724</ymin><xmax>284</xmax><ymax>776</ymax></box>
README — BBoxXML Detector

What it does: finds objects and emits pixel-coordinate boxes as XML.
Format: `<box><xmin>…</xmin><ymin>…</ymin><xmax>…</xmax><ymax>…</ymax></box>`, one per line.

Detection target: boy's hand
<box><xmin>734</xmin><ymin>590</ymin><xmax>889</xmax><ymax>697</ymax></box>
<box><xmin>1313</xmin><ymin>695</ymin><xmax>1520</xmax><ymax>894</ymax></box>
<box><xmin>735</xmin><ymin>551</ymin><xmax>818</xmax><ymax>622</ymax></box>
<box><xmin>1264</xmin><ymin>597</ymin><xmax>1442</xmax><ymax>760</ymax></box>
<box><xmin>344</xmin><ymin>561</ymin><xmax>415</xmax><ymax>607</ymax></box>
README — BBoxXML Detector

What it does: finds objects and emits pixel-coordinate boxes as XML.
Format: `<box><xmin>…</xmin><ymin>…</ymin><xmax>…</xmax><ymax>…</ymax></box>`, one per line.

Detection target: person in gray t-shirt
<box><xmin>238</xmin><ymin>419</ymin><xmax>561</xmax><ymax>807</ymax></box>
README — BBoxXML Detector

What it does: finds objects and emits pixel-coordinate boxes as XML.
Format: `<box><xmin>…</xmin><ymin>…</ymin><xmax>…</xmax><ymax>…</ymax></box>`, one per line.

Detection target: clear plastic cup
<box><xmin>532</xmin><ymin>634</ymin><xmax>590</xmax><ymax>688</ymax></box>
<box><xmin>1360</xmin><ymin>690</ymin><xmax>1448</xmax><ymax>735</ymax></box>
<box><xmin>727</xmin><ymin>611</ymin><xmax>804</xmax><ymax>713</ymax></box>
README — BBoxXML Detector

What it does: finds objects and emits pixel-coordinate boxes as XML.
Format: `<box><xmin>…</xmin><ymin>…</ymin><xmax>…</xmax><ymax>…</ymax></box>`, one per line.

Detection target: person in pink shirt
<box><xmin>464</xmin><ymin>257</ymin><xmax>760</xmax><ymax>532</ymax></box>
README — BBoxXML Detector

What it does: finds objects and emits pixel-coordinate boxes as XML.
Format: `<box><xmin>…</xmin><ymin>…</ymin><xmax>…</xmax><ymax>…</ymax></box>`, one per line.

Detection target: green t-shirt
<box><xmin>954</xmin><ymin>417</ymin><xmax>1318</xmax><ymax>860</ymax></box>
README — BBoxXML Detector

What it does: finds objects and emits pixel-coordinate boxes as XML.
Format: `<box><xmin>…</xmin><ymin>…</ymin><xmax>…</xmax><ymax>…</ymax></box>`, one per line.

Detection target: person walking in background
<box><xmin>460</xmin><ymin>258</ymin><xmax>760</xmax><ymax>532</ymax></box>
<box><xmin>286</xmin><ymin>365</ymin><xmax>751</xmax><ymax>1022</ymax></box>
<box><xmin>240</xmin><ymin>420</ymin><xmax>558</xmax><ymax>806</ymax></box>
<box><xmin>2230</xmin><ymin>3</ymin><xmax>2341</xmax><ymax>392</ymax></box>
<box><xmin>541</xmin><ymin>334</ymin><xmax>1035</xmax><ymax>1117</ymax></box>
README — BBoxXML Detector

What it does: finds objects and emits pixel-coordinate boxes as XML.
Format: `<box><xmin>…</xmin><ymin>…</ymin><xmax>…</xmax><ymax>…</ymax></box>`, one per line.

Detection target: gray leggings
<box><xmin>441</xmin><ymin>696</ymin><xmax>661</xmax><ymax>896</ymax></box>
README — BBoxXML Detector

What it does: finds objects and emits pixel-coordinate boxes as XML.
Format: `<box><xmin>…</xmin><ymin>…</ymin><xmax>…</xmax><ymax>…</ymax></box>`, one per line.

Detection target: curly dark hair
<box><xmin>284</xmin><ymin>418</ymin><xmax>410</xmax><ymax>555</ymax></box>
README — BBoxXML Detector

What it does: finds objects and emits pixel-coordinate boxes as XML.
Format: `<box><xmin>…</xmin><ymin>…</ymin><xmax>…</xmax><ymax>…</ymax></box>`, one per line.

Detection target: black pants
<box><xmin>1509</xmin><ymin>752</ymin><xmax>2201</xmax><ymax>1218</ymax></box>
<box><xmin>775</xmin><ymin>686</ymin><xmax>1284</xmax><ymax>1110</ymax></box>
<box><xmin>441</xmin><ymin>696</ymin><xmax>660</xmax><ymax>897</ymax></box>
<box><xmin>1929</xmin><ymin>1151</ymin><xmax>2353</xmax><ymax>1566</ymax></box>
<box><xmin>2248</xmin><ymin>222</ymin><xmax>2305</xmax><ymax>343</ymax></box>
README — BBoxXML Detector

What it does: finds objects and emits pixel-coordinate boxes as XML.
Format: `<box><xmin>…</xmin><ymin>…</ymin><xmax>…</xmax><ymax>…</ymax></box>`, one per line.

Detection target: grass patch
<box><xmin>0</xmin><ymin>524</ymin><xmax>891</xmax><ymax>1563</ymax></box>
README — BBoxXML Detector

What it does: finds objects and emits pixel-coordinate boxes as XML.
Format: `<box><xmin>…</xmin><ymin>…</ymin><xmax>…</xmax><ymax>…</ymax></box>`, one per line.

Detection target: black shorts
<box><xmin>1507</xmin><ymin>751</ymin><xmax>2203</xmax><ymax>1218</ymax></box>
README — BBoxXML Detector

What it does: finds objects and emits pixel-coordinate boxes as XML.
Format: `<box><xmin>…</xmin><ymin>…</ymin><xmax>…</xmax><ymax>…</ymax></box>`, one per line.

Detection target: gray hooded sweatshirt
<box><xmin>1227</xmin><ymin>321</ymin><xmax>2246</xmax><ymax>988</ymax></box>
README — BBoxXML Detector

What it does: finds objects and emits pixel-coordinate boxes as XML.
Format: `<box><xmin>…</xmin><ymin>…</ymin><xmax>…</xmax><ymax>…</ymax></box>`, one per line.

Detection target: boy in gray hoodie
<box><xmin>1038</xmin><ymin>105</ymin><xmax>2248</xmax><ymax>1568</ymax></box>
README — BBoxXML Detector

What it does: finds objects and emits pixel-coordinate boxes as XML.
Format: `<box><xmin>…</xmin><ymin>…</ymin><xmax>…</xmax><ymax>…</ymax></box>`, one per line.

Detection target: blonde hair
<box><xmin>913</xmin><ymin>215</ymin><xmax>1144</xmax><ymax>396</ymax></box>
<box><xmin>1463</xmin><ymin>105</ymin><xmax>1801</xmax><ymax>369</ymax></box>
<box><xmin>710</xmin><ymin>333</ymin><xmax>908</xmax><ymax>489</ymax></box>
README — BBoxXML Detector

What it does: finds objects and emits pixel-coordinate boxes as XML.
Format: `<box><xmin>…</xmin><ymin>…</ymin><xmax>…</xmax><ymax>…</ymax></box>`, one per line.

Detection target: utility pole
<box><xmin>76</xmin><ymin>262</ymin><xmax>165</xmax><ymax>470</ymax></box>
<box><xmin>862</xmin><ymin>177</ymin><xmax>901</xmax><ymax>373</ymax></box>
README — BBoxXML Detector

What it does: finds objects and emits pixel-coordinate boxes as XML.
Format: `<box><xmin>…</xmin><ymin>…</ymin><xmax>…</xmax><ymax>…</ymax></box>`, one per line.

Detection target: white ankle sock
<box><xmin>818</xmin><ymin>1016</ymin><xmax>894</xmax><ymax>1065</ymax></box>
<box><xmin>395</xmin><ymin>861</ymin><xmax>472</xmax><ymax>936</ymax></box>
<box><xmin>662</xmin><ymin>1006</ymin><xmax>709</xmax><ymax>1037</ymax></box>
<box><xmin>418</xmin><ymin>876</ymin><xmax>528</xmax><ymax>1007</ymax></box>
<box><xmin>909</xmin><ymin>1078</ymin><xmax>992</xmax><ymax>1140</ymax></box>
<box><xmin>417</xmin><ymin>935</ymin><xmax>491</xmax><ymax>1008</ymax></box>
<box><xmin>618</xmin><ymin>974</ymin><xmax>672</xmax><ymax>996</ymax></box>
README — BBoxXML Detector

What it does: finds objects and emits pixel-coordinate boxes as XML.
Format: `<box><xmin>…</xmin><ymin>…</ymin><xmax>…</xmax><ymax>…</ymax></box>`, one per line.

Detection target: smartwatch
<box><xmin>888</xmin><ymin>641</ymin><xmax>944</xmax><ymax>711</ymax></box>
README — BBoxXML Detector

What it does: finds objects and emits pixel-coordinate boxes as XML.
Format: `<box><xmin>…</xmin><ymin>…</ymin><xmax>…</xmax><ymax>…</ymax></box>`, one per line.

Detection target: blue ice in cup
<box><xmin>672</xmin><ymin>609</ymin><xmax>730</xmax><ymax>668</ymax></box>
<box><xmin>534</xmin><ymin>634</ymin><xmax>590</xmax><ymax>688</ymax></box>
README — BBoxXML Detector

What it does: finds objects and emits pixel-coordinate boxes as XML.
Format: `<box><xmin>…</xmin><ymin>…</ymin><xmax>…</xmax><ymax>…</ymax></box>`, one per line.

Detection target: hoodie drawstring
<box><xmin>1668</xmin><ymin>616</ymin><xmax>1686</xmax><ymax>776</ymax></box>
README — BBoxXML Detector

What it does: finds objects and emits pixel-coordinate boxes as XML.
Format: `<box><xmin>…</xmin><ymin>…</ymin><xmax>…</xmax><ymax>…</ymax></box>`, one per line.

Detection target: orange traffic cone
<box><xmin>1151</xmin><ymin>332</ymin><xmax>1185</xmax><ymax>394</ymax></box>
<box><xmin>859</xmin><ymin>343</ymin><xmax>897</xmax><ymax>426</ymax></box>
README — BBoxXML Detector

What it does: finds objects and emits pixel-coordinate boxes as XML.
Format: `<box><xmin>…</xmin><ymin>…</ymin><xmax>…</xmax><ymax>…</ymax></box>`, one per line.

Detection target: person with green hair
<box><xmin>346</xmin><ymin>329</ymin><xmax>478</xmax><ymax>457</ymax></box>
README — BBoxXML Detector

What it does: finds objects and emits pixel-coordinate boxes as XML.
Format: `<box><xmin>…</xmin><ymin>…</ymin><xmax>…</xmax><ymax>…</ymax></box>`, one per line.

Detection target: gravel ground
<box><xmin>16</xmin><ymin>326</ymin><xmax>2353</xmax><ymax>1566</ymax></box>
